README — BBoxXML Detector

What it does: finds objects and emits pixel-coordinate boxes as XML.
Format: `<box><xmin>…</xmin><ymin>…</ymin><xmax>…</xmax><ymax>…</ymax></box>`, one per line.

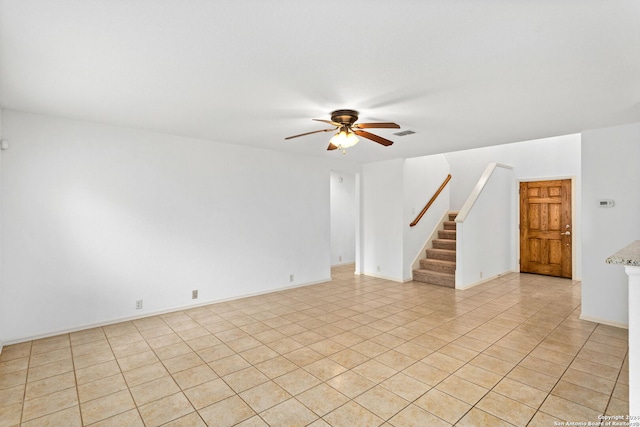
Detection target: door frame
<box><xmin>516</xmin><ymin>176</ymin><xmax>577</xmax><ymax>280</ymax></box>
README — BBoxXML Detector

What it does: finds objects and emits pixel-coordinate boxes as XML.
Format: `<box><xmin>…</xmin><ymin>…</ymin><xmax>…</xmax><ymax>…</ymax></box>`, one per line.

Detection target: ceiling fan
<box><xmin>285</xmin><ymin>109</ymin><xmax>400</xmax><ymax>153</ymax></box>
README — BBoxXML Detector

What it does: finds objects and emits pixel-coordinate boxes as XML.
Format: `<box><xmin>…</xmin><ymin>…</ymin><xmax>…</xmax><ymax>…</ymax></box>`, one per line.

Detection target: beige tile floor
<box><xmin>0</xmin><ymin>265</ymin><xmax>629</xmax><ymax>426</ymax></box>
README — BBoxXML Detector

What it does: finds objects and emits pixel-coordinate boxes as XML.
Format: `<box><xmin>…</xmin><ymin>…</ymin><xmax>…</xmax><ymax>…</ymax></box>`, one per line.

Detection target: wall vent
<box><xmin>393</xmin><ymin>130</ymin><xmax>416</xmax><ymax>137</ymax></box>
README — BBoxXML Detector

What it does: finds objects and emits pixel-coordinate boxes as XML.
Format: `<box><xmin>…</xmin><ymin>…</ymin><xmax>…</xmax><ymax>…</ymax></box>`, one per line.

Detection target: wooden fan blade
<box><xmin>313</xmin><ymin>119</ymin><xmax>342</xmax><ymax>126</ymax></box>
<box><xmin>353</xmin><ymin>122</ymin><xmax>400</xmax><ymax>129</ymax></box>
<box><xmin>327</xmin><ymin>143</ymin><xmax>339</xmax><ymax>151</ymax></box>
<box><xmin>284</xmin><ymin>128</ymin><xmax>336</xmax><ymax>140</ymax></box>
<box><xmin>354</xmin><ymin>130</ymin><xmax>394</xmax><ymax>146</ymax></box>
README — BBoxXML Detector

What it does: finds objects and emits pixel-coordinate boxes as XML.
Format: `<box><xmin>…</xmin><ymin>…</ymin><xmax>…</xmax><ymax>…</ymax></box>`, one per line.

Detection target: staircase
<box><xmin>413</xmin><ymin>212</ymin><xmax>458</xmax><ymax>288</ymax></box>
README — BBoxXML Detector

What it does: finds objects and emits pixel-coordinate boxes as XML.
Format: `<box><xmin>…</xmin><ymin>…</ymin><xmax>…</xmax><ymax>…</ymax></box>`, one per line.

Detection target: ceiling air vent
<box><xmin>393</xmin><ymin>130</ymin><xmax>416</xmax><ymax>136</ymax></box>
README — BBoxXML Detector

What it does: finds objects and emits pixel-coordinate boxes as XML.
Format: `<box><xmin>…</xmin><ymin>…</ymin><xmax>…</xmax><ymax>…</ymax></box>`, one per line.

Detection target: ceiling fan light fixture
<box><xmin>330</xmin><ymin>127</ymin><xmax>359</xmax><ymax>152</ymax></box>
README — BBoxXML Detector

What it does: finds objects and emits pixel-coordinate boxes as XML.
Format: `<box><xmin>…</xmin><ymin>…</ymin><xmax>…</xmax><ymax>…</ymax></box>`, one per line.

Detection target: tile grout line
<box><xmin>69</xmin><ymin>332</ymin><xmax>84</xmax><ymax>427</ymax></box>
<box><xmin>407</xmin><ymin>279</ymin><xmax>560</xmax><ymax>425</ymax></box>
<box><xmin>522</xmin><ymin>305</ymin><xmax>612</xmax><ymax>425</ymax></box>
<box><xmin>284</xmin><ymin>276</ymin><xmax>536</xmax><ymax>425</ymax></box>
<box><xmin>4</xmin><ymin>270</ymin><xmax>628</xmax><ymax>426</ymax></box>
<box><xmin>18</xmin><ymin>340</ymin><xmax>33</xmax><ymax>426</ymax></box>
<box><xmin>103</xmin><ymin>325</ymin><xmax>141</xmax><ymax>427</ymax></box>
<box><xmin>417</xmin><ymin>278</ymin><xmax>586</xmax><ymax>425</ymax></box>
<box><xmin>435</xmin><ymin>277</ymin><xmax>578</xmax><ymax>425</ymax></box>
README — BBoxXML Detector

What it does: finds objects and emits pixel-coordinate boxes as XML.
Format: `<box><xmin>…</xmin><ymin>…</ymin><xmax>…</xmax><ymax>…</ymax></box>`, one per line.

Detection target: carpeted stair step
<box><xmin>419</xmin><ymin>258</ymin><xmax>456</xmax><ymax>274</ymax></box>
<box><xmin>412</xmin><ymin>269</ymin><xmax>455</xmax><ymax>288</ymax></box>
<box><xmin>438</xmin><ymin>229</ymin><xmax>456</xmax><ymax>240</ymax></box>
<box><xmin>443</xmin><ymin>220</ymin><xmax>456</xmax><ymax>230</ymax></box>
<box><xmin>426</xmin><ymin>248</ymin><xmax>456</xmax><ymax>262</ymax></box>
<box><xmin>432</xmin><ymin>238</ymin><xmax>456</xmax><ymax>250</ymax></box>
<box><xmin>414</xmin><ymin>211</ymin><xmax>458</xmax><ymax>288</ymax></box>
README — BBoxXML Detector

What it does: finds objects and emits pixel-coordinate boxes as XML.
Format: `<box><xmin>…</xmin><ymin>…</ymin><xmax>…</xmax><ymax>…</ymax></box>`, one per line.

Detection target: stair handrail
<box><xmin>410</xmin><ymin>174</ymin><xmax>452</xmax><ymax>227</ymax></box>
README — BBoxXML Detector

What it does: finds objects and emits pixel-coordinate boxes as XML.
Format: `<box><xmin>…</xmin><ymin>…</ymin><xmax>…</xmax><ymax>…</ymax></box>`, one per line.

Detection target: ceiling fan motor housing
<box><xmin>331</xmin><ymin>109</ymin><xmax>359</xmax><ymax>126</ymax></box>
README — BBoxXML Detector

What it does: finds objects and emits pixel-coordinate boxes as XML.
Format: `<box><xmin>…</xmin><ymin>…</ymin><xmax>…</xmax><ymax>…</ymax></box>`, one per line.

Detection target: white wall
<box><xmin>403</xmin><ymin>155</ymin><xmax>450</xmax><ymax>280</ymax></box>
<box><xmin>446</xmin><ymin>134</ymin><xmax>581</xmax><ymax>210</ymax></box>
<box><xmin>330</xmin><ymin>171</ymin><xmax>356</xmax><ymax>266</ymax></box>
<box><xmin>0</xmin><ymin>109</ymin><xmax>3</xmax><ymax>352</ymax></box>
<box><xmin>0</xmin><ymin>110</ymin><xmax>360</xmax><ymax>343</ymax></box>
<box><xmin>581</xmin><ymin>123</ymin><xmax>640</xmax><ymax>327</ymax></box>
<box><xmin>361</xmin><ymin>155</ymin><xmax>451</xmax><ymax>282</ymax></box>
<box><xmin>446</xmin><ymin>133</ymin><xmax>582</xmax><ymax>279</ymax></box>
<box><xmin>361</xmin><ymin>159</ymin><xmax>404</xmax><ymax>280</ymax></box>
<box><xmin>456</xmin><ymin>165</ymin><xmax>514</xmax><ymax>289</ymax></box>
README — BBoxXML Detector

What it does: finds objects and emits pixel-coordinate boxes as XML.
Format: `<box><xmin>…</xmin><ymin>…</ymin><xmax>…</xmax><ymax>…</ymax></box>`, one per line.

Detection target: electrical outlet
<box><xmin>136</xmin><ymin>300</ymin><xmax>143</xmax><ymax>310</ymax></box>
<box><xmin>480</xmin><ymin>271</ymin><xmax>483</xmax><ymax>278</ymax></box>
<box><xmin>192</xmin><ymin>290</ymin><xmax>198</xmax><ymax>299</ymax></box>
<box><xmin>289</xmin><ymin>274</ymin><xmax>294</xmax><ymax>283</ymax></box>
<box><xmin>377</xmin><ymin>265</ymin><xmax>381</xmax><ymax>272</ymax></box>
<box><xmin>339</xmin><ymin>256</ymin><xmax>342</xmax><ymax>262</ymax></box>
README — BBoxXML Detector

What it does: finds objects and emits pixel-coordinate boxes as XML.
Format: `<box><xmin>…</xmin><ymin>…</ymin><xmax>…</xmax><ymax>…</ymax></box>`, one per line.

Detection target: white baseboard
<box><xmin>361</xmin><ymin>271</ymin><xmax>405</xmax><ymax>283</ymax></box>
<box><xmin>2</xmin><ymin>277</ymin><xmax>332</xmax><ymax>346</ymax></box>
<box><xmin>455</xmin><ymin>270</ymin><xmax>518</xmax><ymax>290</ymax></box>
<box><xmin>579</xmin><ymin>314</ymin><xmax>629</xmax><ymax>330</ymax></box>
<box><xmin>331</xmin><ymin>261</ymin><xmax>356</xmax><ymax>267</ymax></box>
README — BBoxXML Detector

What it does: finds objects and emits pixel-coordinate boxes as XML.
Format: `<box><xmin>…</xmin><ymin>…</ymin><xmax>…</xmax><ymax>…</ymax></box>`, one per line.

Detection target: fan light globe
<box><xmin>330</xmin><ymin>129</ymin><xmax>359</xmax><ymax>149</ymax></box>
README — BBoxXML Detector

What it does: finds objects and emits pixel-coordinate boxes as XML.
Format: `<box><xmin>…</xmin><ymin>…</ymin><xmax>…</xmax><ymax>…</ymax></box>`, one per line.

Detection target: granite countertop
<box><xmin>606</xmin><ymin>240</ymin><xmax>640</xmax><ymax>267</ymax></box>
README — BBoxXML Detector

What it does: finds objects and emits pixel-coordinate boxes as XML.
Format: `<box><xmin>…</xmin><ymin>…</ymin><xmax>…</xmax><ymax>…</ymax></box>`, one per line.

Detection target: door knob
<box><xmin>560</xmin><ymin>231</ymin><xmax>571</xmax><ymax>236</ymax></box>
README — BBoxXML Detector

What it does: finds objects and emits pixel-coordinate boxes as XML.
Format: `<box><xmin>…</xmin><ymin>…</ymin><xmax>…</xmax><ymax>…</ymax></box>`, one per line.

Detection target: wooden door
<box><xmin>520</xmin><ymin>179</ymin><xmax>572</xmax><ymax>278</ymax></box>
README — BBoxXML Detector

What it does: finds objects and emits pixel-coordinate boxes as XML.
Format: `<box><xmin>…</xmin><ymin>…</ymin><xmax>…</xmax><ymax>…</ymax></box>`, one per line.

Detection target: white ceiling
<box><xmin>1</xmin><ymin>1</ymin><xmax>639</xmax><ymax>163</ymax></box>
